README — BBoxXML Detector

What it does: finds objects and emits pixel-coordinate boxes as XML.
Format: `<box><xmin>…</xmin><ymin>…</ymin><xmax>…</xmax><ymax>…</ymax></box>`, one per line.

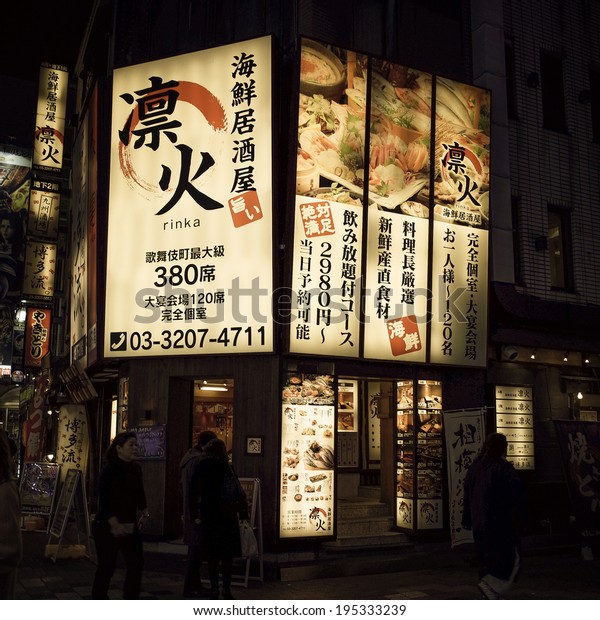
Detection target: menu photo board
<box><xmin>290</xmin><ymin>39</ymin><xmax>490</xmax><ymax>367</ymax></box>
<box><xmin>495</xmin><ymin>385</ymin><xmax>535</xmax><ymax>470</ymax></box>
<box><xmin>279</xmin><ymin>373</ymin><xmax>335</xmax><ymax>539</ymax></box>
<box><xmin>105</xmin><ymin>36</ymin><xmax>273</xmax><ymax>359</ymax></box>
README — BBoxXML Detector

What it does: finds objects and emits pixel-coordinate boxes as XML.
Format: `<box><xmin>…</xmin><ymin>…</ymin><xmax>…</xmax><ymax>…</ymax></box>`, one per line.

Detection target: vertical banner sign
<box><xmin>105</xmin><ymin>37</ymin><xmax>273</xmax><ymax>358</ymax></box>
<box><xmin>87</xmin><ymin>85</ymin><xmax>99</xmax><ymax>366</ymax></box>
<box><xmin>444</xmin><ymin>408</ymin><xmax>486</xmax><ymax>547</ymax></box>
<box><xmin>23</xmin><ymin>374</ymin><xmax>49</xmax><ymax>462</ymax></box>
<box><xmin>22</xmin><ymin>240</ymin><xmax>57</xmax><ymax>300</ymax></box>
<box><xmin>364</xmin><ymin>62</ymin><xmax>432</xmax><ymax>363</ymax></box>
<box><xmin>28</xmin><ymin>179</ymin><xmax>61</xmax><ymax>240</ymax></box>
<box><xmin>291</xmin><ymin>42</ymin><xmax>366</xmax><ymax>356</ymax></box>
<box><xmin>280</xmin><ymin>373</ymin><xmax>335</xmax><ymax>539</ymax></box>
<box><xmin>0</xmin><ymin>145</ymin><xmax>30</xmax><ymax>303</ymax></box>
<box><xmin>24</xmin><ymin>306</ymin><xmax>52</xmax><ymax>367</ymax></box>
<box><xmin>33</xmin><ymin>63</ymin><xmax>68</xmax><ymax>172</ymax></box>
<box><xmin>56</xmin><ymin>405</ymin><xmax>90</xmax><ymax>481</ymax></box>
<box><xmin>290</xmin><ymin>196</ymin><xmax>362</xmax><ymax>355</ymax></box>
<box><xmin>70</xmin><ymin>105</ymin><xmax>89</xmax><ymax>365</ymax></box>
<box><xmin>430</xmin><ymin>77</ymin><xmax>491</xmax><ymax>366</ymax></box>
<box><xmin>554</xmin><ymin>421</ymin><xmax>600</xmax><ymax>539</ymax></box>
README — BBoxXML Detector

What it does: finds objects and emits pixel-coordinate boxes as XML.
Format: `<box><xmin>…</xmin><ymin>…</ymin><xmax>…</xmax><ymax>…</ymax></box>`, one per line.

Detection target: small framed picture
<box><xmin>246</xmin><ymin>436</ymin><xmax>263</xmax><ymax>455</ymax></box>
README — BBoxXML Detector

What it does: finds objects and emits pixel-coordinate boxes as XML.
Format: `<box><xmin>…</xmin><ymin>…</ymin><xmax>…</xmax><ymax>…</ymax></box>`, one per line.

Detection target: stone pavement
<box><xmin>14</xmin><ymin>532</ymin><xmax>600</xmax><ymax>600</ymax></box>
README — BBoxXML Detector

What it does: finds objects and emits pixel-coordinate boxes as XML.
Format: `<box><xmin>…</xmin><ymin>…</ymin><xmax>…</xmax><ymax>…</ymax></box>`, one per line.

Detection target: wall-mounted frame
<box><xmin>246</xmin><ymin>436</ymin><xmax>263</xmax><ymax>455</ymax></box>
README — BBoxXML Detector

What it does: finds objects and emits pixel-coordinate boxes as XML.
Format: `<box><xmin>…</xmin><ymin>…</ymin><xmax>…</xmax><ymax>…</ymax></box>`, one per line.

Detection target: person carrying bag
<box><xmin>191</xmin><ymin>439</ymin><xmax>251</xmax><ymax>599</ymax></box>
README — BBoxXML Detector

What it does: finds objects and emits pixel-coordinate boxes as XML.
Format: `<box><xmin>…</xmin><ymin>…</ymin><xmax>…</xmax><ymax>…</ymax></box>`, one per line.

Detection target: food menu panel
<box><xmin>396</xmin><ymin>380</ymin><xmax>414</xmax><ymax>526</ymax></box>
<box><xmin>280</xmin><ymin>373</ymin><xmax>336</xmax><ymax>539</ymax></box>
<box><xmin>396</xmin><ymin>379</ymin><xmax>444</xmax><ymax>530</ymax></box>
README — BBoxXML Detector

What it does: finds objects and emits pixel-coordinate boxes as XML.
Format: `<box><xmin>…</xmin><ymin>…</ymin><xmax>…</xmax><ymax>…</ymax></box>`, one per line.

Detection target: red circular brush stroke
<box><xmin>34</xmin><ymin>127</ymin><xmax>65</xmax><ymax>145</ymax></box>
<box><xmin>119</xmin><ymin>81</ymin><xmax>228</xmax><ymax>191</ymax></box>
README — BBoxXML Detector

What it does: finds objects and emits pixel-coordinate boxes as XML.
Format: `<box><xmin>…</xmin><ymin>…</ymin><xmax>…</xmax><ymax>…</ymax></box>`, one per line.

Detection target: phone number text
<box><xmin>123</xmin><ymin>326</ymin><xmax>266</xmax><ymax>351</ymax></box>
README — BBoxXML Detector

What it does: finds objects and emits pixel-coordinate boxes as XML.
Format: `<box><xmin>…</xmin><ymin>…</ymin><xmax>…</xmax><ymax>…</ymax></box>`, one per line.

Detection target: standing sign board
<box><xmin>234</xmin><ymin>478</ymin><xmax>263</xmax><ymax>587</ymax></box>
<box><xmin>47</xmin><ymin>468</ymin><xmax>92</xmax><ymax>562</ymax></box>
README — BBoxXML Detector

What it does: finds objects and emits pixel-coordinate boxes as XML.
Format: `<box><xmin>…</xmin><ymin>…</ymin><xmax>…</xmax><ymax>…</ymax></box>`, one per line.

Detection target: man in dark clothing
<box><xmin>462</xmin><ymin>432</ymin><xmax>527</xmax><ymax>599</ymax></box>
<box><xmin>180</xmin><ymin>430</ymin><xmax>217</xmax><ymax>598</ymax></box>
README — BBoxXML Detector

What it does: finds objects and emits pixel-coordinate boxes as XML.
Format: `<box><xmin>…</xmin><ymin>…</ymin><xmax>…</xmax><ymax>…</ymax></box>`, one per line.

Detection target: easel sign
<box><xmin>47</xmin><ymin>468</ymin><xmax>92</xmax><ymax>562</ymax></box>
<box><xmin>234</xmin><ymin>478</ymin><xmax>263</xmax><ymax>587</ymax></box>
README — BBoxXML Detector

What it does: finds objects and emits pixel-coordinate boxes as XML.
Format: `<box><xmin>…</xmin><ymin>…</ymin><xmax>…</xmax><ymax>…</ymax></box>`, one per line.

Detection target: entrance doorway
<box><xmin>336</xmin><ymin>378</ymin><xmax>388</xmax><ymax>498</ymax></box>
<box><xmin>192</xmin><ymin>378</ymin><xmax>234</xmax><ymax>455</ymax></box>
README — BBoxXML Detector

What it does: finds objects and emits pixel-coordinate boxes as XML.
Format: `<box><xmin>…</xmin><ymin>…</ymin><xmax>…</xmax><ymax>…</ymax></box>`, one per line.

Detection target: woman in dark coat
<box><xmin>462</xmin><ymin>432</ymin><xmax>527</xmax><ymax>599</ymax></box>
<box><xmin>92</xmin><ymin>432</ymin><xmax>149</xmax><ymax>599</ymax></box>
<box><xmin>190</xmin><ymin>438</ymin><xmax>248</xmax><ymax>599</ymax></box>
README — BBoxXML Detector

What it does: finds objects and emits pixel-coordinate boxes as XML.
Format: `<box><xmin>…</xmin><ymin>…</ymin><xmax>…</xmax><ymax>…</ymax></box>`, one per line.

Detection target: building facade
<box><xmin>2</xmin><ymin>0</ymin><xmax>600</xmax><ymax>561</ymax></box>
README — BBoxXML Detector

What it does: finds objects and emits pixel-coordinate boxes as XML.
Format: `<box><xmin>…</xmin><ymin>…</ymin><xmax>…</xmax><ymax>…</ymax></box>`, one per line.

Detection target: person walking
<box><xmin>190</xmin><ymin>438</ymin><xmax>248</xmax><ymax>600</ymax></box>
<box><xmin>0</xmin><ymin>430</ymin><xmax>22</xmax><ymax>600</ymax></box>
<box><xmin>180</xmin><ymin>430</ymin><xmax>217</xmax><ymax>598</ymax></box>
<box><xmin>92</xmin><ymin>432</ymin><xmax>150</xmax><ymax>599</ymax></box>
<box><xmin>462</xmin><ymin>431</ymin><xmax>527</xmax><ymax>599</ymax></box>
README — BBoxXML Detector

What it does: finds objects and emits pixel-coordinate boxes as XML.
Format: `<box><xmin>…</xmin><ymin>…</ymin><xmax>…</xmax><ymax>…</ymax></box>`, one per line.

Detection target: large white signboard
<box><xmin>105</xmin><ymin>37</ymin><xmax>273</xmax><ymax>357</ymax></box>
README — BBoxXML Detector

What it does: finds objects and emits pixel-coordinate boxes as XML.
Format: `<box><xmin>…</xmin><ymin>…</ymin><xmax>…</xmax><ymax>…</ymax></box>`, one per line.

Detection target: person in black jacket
<box><xmin>92</xmin><ymin>432</ymin><xmax>149</xmax><ymax>599</ymax></box>
<box><xmin>180</xmin><ymin>430</ymin><xmax>217</xmax><ymax>597</ymax></box>
<box><xmin>190</xmin><ymin>438</ymin><xmax>248</xmax><ymax>600</ymax></box>
<box><xmin>462</xmin><ymin>432</ymin><xmax>527</xmax><ymax>599</ymax></box>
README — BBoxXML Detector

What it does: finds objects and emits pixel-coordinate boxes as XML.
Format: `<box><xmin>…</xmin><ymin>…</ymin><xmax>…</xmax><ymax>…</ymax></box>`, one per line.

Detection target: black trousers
<box><xmin>184</xmin><ymin>545</ymin><xmax>204</xmax><ymax>593</ymax></box>
<box><xmin>92</xmin><ymin>522</ymin><xmax>144</xmax><ymax>599</ymax></box>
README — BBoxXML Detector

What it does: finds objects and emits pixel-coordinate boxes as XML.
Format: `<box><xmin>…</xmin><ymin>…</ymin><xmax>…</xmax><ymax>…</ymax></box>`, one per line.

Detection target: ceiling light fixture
<box><xmin>584</xmin><ymin>357</ymin><xmax>590</xmax><ymax>364</ymax></box>
<box><xmin>530</xmin><ymin>351</ymin><xmax>536</xmax><ymax>360</ymax></box>
<box><xmin>563</xmin><ymin>352</ymin><xmax>569</xmax><ymax>362</ymax></box>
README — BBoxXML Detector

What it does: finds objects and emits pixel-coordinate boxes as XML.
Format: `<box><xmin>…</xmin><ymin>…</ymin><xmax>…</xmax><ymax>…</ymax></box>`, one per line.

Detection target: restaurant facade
<box><xmin>3</xmin><ymin>0</ymin><xmax>600</xmax><ymax>560</ymax></box>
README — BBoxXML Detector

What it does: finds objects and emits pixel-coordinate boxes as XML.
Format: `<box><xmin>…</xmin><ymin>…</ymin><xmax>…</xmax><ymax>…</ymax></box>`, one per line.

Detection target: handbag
<box><xmin>239</xmin><ymin>519</ymin><xmax>258</xmax><ymax>557</ymax></box>
<box><xmin>220</xmin><ymin>465</ymin><xmax>248</xmax><ymax>515</ymax></box>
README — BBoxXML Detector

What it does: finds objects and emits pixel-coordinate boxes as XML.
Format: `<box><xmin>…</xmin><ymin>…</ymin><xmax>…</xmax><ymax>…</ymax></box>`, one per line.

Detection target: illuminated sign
<box><xmin>24</xmin><ymin>306</ymin><xmax>52</xmax><ymax>367</ymax></box>
<box><xmin>495</xmin><ymin>385</ymin><xmax>535</xmax><ymax>470</ymax></box>
<box><xmin>33</xmin><ymin>63</ymin><xmax>68</xmax><ymax>172</ymax></box>
<box><xmin>279</xmin><ymin>373</ymin><xmax>335</xmax><ymax>539</ymax></box>
<box><xmin>289</xmin><ymin>196</ymin><xmax>362</xmax><ymax>356</ymax></box>
<box><xmin>28</xmin><ymin>179</ymin><xmax>61</xmax><ymax>240</ymax></box>
<box><xmin>22</xmin><ymin>240</ymin><xmax>57</xmax><ymax>300</ymax></box>
<box><xmin>291</xmin><ymin>40</ymin><xmax>491</xmax><ymax>367</ymax></box>
<box><xmin>105</xmin><ymin>37</ymin><xmax>273</xmax><ymax>358</ymax></box>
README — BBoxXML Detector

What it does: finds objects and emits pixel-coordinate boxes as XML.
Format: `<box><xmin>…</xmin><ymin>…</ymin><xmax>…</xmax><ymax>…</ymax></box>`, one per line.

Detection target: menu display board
<box><xmin>279</xmin><ymin>373</ymin><xmax>335</xmax><ymax>539</ymax></box>
<box><xmin>396</xmin><ymin>379</ymin><xmax>444</xmax><ymax>530</ymax></box>
<box><xmin>495</xmin><ymin>385</ymin><xmax>535</xmax><ymax>470</ymax></box>
<box><xmin>130</xmin><ymin>424</ymin><xmax>166</xmax><ymax>459</ymax></box>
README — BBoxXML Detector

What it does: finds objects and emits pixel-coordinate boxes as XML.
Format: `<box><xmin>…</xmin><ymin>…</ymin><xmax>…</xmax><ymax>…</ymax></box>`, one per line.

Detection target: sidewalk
<box><xmin>15</xmin><ymin>531</ymin><xmax>600</xmax><ymax>600</ymax></box>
